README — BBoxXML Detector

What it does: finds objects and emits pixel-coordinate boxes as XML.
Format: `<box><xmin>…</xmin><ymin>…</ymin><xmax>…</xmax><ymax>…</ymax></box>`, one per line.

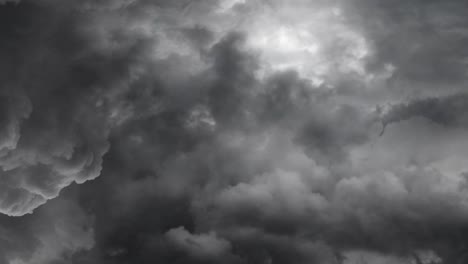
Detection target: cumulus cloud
<box><xmin>165</xmin><ymin>227</ymin><xmax>232</xmax><ymax>259</ymax></box>
<box><xmin>381</xmin><ymin>93</ymin><xmax>468</xmax><ymax>131</ymax></box>
<box><xmin>0</xmin><ymin>1</ymin><xmax>114</xmax><ymax>216</ymax></box>
<box><xmin>1</xmin><ymin>0</ymin><xmax>468</xmax><ymax>263</ymax></box>
<box><xmin>0</xmin><ymin>187</ymin><xmax>94</xmax><ymax>264</ymax></box>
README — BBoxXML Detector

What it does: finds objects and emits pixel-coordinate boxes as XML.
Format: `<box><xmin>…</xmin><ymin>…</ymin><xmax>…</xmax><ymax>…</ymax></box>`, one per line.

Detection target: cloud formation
<box><xmin>1</xmin><ymin>0</ymin><xmax>468</xmax><ymax>264</ymax></box>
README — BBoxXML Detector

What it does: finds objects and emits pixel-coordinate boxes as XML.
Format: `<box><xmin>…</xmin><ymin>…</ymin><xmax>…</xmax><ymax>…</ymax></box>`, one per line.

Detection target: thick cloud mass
<box><xmin>1</xmin><ymin>0</ymin><xmax>468</xmax><ymax>263</ymax></box>
<box><xmin>0</xmin><ymin>0</ymin><xmax>117</xmax><ymax>216</ymax></box>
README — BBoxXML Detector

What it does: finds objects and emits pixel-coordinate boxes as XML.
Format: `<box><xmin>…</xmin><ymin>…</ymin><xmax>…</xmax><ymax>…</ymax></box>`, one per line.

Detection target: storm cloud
<box><xmin>1</xmin><ymin>0</ymin><xmax>468</xmax><ymax>264</ymax></box>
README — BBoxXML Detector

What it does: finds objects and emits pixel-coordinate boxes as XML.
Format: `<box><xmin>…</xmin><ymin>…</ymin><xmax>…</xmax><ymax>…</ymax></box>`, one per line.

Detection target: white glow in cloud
<box><xmin>232</xmin><ymin>1</ymin><xmax>373</xmax><ymax>85</ymax></box>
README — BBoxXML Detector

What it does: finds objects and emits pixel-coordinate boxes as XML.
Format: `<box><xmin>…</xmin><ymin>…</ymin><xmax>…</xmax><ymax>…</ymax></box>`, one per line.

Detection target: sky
<box><xmin>0</xmin><ymin>0</ymin><xmax>468</xmax><ymax>263</ymax></box>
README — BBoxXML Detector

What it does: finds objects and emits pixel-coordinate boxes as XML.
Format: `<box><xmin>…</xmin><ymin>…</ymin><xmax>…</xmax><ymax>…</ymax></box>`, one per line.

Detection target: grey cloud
<box><xmin>1</xmin><ymin>0</ymin><xmax>468</xmax><ymax>264</ymax></box>
<box><xmin>0</xmin><ymin>1</ymin><xmax>112</xmax><ymax>216</ymax></box>
<box><xmin>381</xmin><ymin>93</ymin><xmax>468</xmax><ymax>131</ymax></box>
<box><xmin>0</xmin><ymin>186</ymin><xmax>94</xmax><ymax>264</ymax></box>
<box><xmin>165</xmin><ymin>227</ymin><xmax>233</xmax><ymax>260</ymax></box>
<box><xmin>0</xmin><ymin>0</ymin><xmax>171</xmax><ymax>216</ymax></box>
<box><xmin>297</xmin><ymin>103</ymin><xmax>377</xmax><ymax>165</ymax></box>
<box><xmin>342</xmin><ymin>0</ymin><xmax>468</xmax><ymax>99</ymax></box>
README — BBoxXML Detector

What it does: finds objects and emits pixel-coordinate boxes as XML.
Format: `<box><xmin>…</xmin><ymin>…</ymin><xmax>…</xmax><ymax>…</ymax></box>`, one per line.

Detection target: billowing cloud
<box><xmin>381</xmin><ymin>93</ymin><xmax>468</xmax><ymax>131</ymax></box>
<box><xmin>1</xmin><ymin>0</ymin><xmax>468</xmax><ymax>263</ymax></box>
<box><xmin>165</xmin><ymin>227</ymin><xmax>233</xmax><ymax>260</ymax></box>
<box><xmin>0</xmin><ymin>186</ymin><xmax>94</xmax><ymax>264</ymax></box>
<box><xmin>0</xmin><ymin>1</ymin><xmax>113</xmax><ymax>216</ymax></box>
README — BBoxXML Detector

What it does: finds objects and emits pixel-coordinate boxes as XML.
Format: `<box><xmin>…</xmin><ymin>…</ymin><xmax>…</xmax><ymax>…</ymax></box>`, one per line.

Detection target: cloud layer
<box><xmin>1</xmin><ymin>0</ymin><xmax>468</xmax><ymax>263</ymax></box>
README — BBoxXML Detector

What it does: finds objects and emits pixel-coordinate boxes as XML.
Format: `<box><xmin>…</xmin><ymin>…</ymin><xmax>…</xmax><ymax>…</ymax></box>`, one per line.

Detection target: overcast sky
<box><xmin>1</xmin><ymin>0</ymin><xmax>468</xmax><ymax>263</ymax></box>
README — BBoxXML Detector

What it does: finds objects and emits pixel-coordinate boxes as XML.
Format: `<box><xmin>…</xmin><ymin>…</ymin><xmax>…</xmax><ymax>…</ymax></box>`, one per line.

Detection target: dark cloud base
<box><xmin>1</xmin><ymin>0</ymin><xmax>468</xmax><ymax>264</ymax></box>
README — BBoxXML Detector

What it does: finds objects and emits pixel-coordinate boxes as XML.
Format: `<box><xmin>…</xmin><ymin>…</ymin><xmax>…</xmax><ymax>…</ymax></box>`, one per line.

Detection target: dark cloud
<box><xmin>381</xmin><ymin>93</ymin><xmax>468</xmax><ymax>131</ymax></box>
<box><xmin>0</xmin><ymin>185</ymin><xmax>94</xmax><ymax>264</ymax></box>
<box><xmin>1</xmin><ymin>0</ymin><xmax>468</xmax><ymax>264</ymax></box>
<box><xmin>165</xmin><ymin>227</ymin><xmax>234</xmax><ymax>261</ymax></box>
<box><xmin>342</xmin><ymin>0</ymin><xmax>468</xmax><ymax>98</ymax></box>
